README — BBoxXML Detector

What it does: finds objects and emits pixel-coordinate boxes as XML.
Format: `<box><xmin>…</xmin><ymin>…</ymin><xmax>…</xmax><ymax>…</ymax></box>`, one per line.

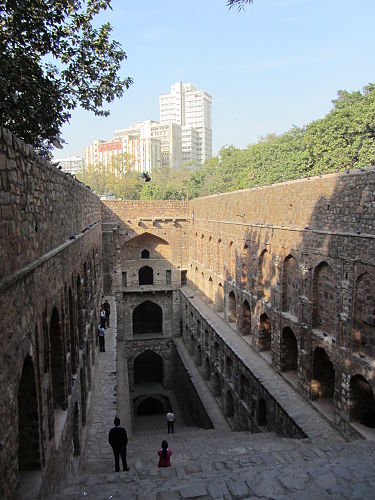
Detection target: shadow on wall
<box><xmin>186</xmin><ymin>169</ymin><xmax>375</xmax><ymax>437</ymax></box>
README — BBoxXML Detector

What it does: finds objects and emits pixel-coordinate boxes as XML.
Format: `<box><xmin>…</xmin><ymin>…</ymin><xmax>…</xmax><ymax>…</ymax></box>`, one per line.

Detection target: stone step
<box><xmin>54</xmin><ymin>435</ymin><xmax>375</xmax><ymax>500</ymax></box>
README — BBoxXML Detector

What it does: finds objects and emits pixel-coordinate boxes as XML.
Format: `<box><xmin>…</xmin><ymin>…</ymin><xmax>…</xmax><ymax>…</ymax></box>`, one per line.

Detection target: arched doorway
<box><xmin>311</xmin><ymin>347</ymin><xmax>335</xmax><ymax>400</ymax></box>
<box><xmin>242</xmin><ymin>300</ymin><xmax>251</xmax><ymax>336</ymax></box>
<box><xmin>50</xmin><ymin>307</ymin><xmax>66</xmax><ymax>409</ymax></box>
<box><xmin>204</xmin><ymin>357</ymin><xmax>211</xmax><ymax>381</ymax></box>
<box><xmin>282</xmin><ymin>255</ymin><xmax>299</xmax><ymax>316</ymax></box>
<box><xmin>216</xmin><ymin>283</ymin><xmax>224</xmax><ymax>312</ymax></box>
<box><xmin>259</xmin><ymin>313</ymin><xmax>271</xmax><ymax>351</ymax></box>
<box><xmin>18</xmin><ymin>356</ymin><xmax>41</xmax><ymax>472</ymax></box>
<box><xmin>258</xmin><ymin>399</ymin><xmax>267</xmax><ymax>427</ymax></box>
<box><xmin>349</xmin><ymin>375</ymin><xmax>375</xmax><ymax>427</ymax></box>
<box><xmin>139</xmin><ymin>266</ymin><xmax>153</xmax><ymax>285</ymax></box>
<box><xmin>281</xmin><ymin>327</ymin><xmax>298</xmax><ymax>372</ymax></box>
<box><xmin>133</xmin><ymin>301</ymin><xmax>162</xmax><ymax>335</ymax></box>
<box><xmin>68</xmin><ymin>287</ymin><xmax>77</xmax><ymax>374</ymax></box>
<box><xmin>137</xmin><ymin>397</ymin><xmax>164</xmax><ymax>415</ymax></box>
<box><xmin>313</xmin><ymin>262</ymin><xmax>335</xmax><ymax>332</ymax></box>
<box><xmin>213</xmin><ymin>373</ymin><xmax>222</xmax><ymax>397</ymax></box>
<box><xmin>225</xmin><ymin>391</ymin><xmax>234</xmax><ymax>417</ymax></box>
<box><xmin>141</xmin><ymin>249</ymin><xmax>150</xmax><ymax>259</ymax></box>
<box><xmin>208</xmin><ymin>277</ymin><xmax>213</xmax><ymax>302</ymax></box>
<box><xmin>73</xmin><ymin>402</ymin><xmax>80</xmax><ymax>456</ymax></box>
<box><xmin>228</xmin><ymin>291</ymin><xmax>236</xmax><ymax>325</ymax></box>
<box><xmin>134</xmin><ymin>350</ymin><xmax>163</xmax><ymax>384</ymax></box>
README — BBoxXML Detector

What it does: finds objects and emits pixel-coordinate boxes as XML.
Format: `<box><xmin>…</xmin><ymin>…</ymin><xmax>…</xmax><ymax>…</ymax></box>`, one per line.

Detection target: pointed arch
<box><xmin>228</xmin><ymin>291</ymin><xmax>236</xmax><ymax>325</ymax></box>
<box><xmin>133</xmin><ymin>301</ymin><xmax>162</xmax><ymax>334</ymax></box>
<box><xmin>312</xmin><ymin>261</ymin><xmax>336</xmax><ymax>332</ymax></box>
<box><xmin>349</xmin><ymin>375</ymin><xmax>375</xmax><ymax>426</ymax></box>
<box><xmin>281</xmin><ymin>327</ymin><xmax>297</xmax><ymax>372</ymax></box>
<box><xmin>50</xmin><ymin>307</ymin><xmax>66</xmax><ymax>409</ymax></box>
<box><xmin>258</xmin><ymin>249</ymin><xmax>272</xmax><ymax>300</ymax></box>
<box><xmin>213</xmin><ymin>373</ymin><xmax>222</xmax><ymax>397</ymax></box>
<box><xmin>216</xmin><ymin>283</ymin><xmax>224</xmax><ymax>312</ymax></box>
<box><xmin>311</xmin><ymin>347</ymin><xmax>335</xmax><ymax>401</ymax></box>
<box><xmin>122</xmin><ymin>232</ymin><xmax>170</xmax><ymax>260</ymax></box>
<box><xmin>216</xmin><ymin>238</ymin><xmax>222</xmax><ymax>274</ymax></box>
<box><xmin>353</xmin><ymin>271</ymin><xmax>375</xmax><ymax>355</ymax></box>
<box><xmin>18</xmin><ymin>356</ymin><xmax>41</xmax><ymax>471</ymax></box>
<box><xmin>282</xmin><ymin>254</ymin><xmax>299</xmax><ymax>316</ymax></box>
<box><xmin>259</xmin><ymin>313</ymin><xmax>271</xmax><ymax>351</ymax></box>
<box><xmin>139</xmin><ymin>265</ymin><xmax>153</xmax><ymax>285</ymax></box>
<box><xmin>242</xmin><ymin>300</ymin><xmax>251</xmax><ymax>336</ymax></box>
<box><xmin>134</xmin><ymin>350</ymin><xmax>163</xmax><ymax>384</ymax></box>
<box><xmin>141</xmin><ymin>249</ymin><xmax>150</xmax><ymax>259</ymax></box>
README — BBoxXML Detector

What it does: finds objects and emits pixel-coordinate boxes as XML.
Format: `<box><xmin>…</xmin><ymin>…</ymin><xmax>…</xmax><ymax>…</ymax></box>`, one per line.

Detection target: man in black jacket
<box><xmin>108</xmin><ymin>417</ymin><xmax>130</xmax><ymax>472</ymax></box>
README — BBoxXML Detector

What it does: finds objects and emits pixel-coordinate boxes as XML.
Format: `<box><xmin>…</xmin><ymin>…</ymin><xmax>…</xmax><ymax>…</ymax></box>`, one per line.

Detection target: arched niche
<box><xmin>141</xmin><ymin>249</ymin><xmax>150</xmax><ymax>259</ymax></box>
<box><xmin>259</xmin><ymin>313</ymin><xmax>271</xmax><ymax>351</ymax></box>
<box><xmin>50</xmin><ymin>307</ymin><xmax>66</xmax><ymax>409</ymax></box>
<box><xmin>134</xmin><ymin>350</ymin><xmax>163</xmax><ymax>384</ymax></box>
<box><xmin>258</xmin><ymin>399</ymin><xmax>267</xmax><ymax>427</ymax></box>
<box><xmin>216</xmin><ymin>283</ymin><xmax>224</xmax><ymax>312</ymax></box>
<box><xmin>353</xmin><ymin>271</ymin><xmax>375</xmax><ymax>356</ymax></box>
<box><xmin>228</xmin><ymin>291</ymin><xmax>236</xmax><ymax>325</ymax></box>
<box><xmin>349</xmin><ymin>375</ymin><xmax>375</xmax><ymax>427</ymax></box>
<box><xmin>312</xmin><ymin>261</ymin><xmax>336</xmax><ymax>332</ymax></box>
<box><xmin>139</xmin><ymin>265</ymin><xmax>153</xmax><ymax>285</ymax></box>
<box><xmin>133</xmin><ymin>301</ymin><xmax>162</xmax><ymax>335</ymax></box>
<box><xmin>242</xmin><ymin>300</ymin><xmax>251</xmax><ymax>336</ymax></box>
<box><xmin>225</xmin><ymin>391</ymin><xmax>234</xmax><ymax>417</ymax></box>
<box><xmin>282</xmin><ymin>254</ymin><xmax>299</xmax><ymax>317</ymax></box>
<box><xmin>213</xmin><ymin>373</ymin><xmax>222</xmax><ymax>397</ymax></box>
<box><xmin>18</xmin><ymin>356</ymin><xmax>41</xmax><ymax>472</ymax></box>
<box><xmin>311</xmin><ymin>347</ymin><xmax>335</xmax><ymax>401</ymax></box>
<box><xmin>280</xmin><ymin>327</ymin><xmax>297</xmax><ymax>372</ymax></box>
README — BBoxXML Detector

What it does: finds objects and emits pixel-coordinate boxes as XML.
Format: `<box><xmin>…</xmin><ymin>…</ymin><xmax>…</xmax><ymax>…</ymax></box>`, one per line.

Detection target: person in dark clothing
<box><xmin>98</xmin><ymin>324</ymin><xmax>106</xmax><ymax>352</ymax></box>
<box><xmin>103</xmin><ymin>299</ymin><xmax>111</xmax><ymax>327</ymax></box>
<box><xmin>108</xmin><ymin>417</ymin><xmax>129</xmax><ymax>472</ymax></box>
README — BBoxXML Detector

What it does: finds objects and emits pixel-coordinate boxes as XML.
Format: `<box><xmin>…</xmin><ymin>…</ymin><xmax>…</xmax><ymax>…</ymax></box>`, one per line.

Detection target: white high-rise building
<box><xmin>159</xmin><ymin>82</ymin><xmax>212</xmax><ymax>166</ymax></box>
<box><xmin>55</xmin><ymin>156</ymin><xmax>85</xmax><ymax>175</ymax></box>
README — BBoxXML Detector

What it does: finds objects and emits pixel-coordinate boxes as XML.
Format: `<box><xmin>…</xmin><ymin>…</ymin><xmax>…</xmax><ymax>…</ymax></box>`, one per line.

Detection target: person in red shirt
<box><xmin>157</xmin><ymin>440</ymin><xmax>172</xmax><ymax>467</ymax></box>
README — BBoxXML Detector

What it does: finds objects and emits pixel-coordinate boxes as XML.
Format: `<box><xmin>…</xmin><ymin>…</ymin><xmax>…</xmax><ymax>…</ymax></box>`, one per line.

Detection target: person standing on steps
<box><xmin>99</xmin><ymin>305</ymin><xmax>106</xmax><ymax>327</ymax></box>
<box><xmin>158</xmin><ymin>440</ymin><xmax>172</xmax><ymax>468</ymax></box>
<box><xmin>108</xmin><ymin>417</ymin><xmax>130</xmax><ymax>472</ymax></box>
<box><xmin>103</xmin><ymin>299</ymin><xmax>111</xmax><ymax>327</ymax></box>
<box><xmin>166</xmin><ymin>409</ymin><xmax>175</xmax><ymax>434</ymax></box>
<box><xmin>98</xmin><ymin>323</ymin><xmax>106</xmax><ymax>352</ymax></box>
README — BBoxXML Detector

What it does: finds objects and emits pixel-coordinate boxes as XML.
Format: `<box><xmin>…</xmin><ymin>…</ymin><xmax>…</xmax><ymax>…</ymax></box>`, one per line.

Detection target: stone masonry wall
<box><xmin>0</xmin><ymin>128</ymin><xmax>100</xmax><ymax>281</ymax></box>
<box><xmin>0</xmin><ymin>129</ymin><xmax>103</xmax><ymax>499</ymax></box>
<box><xmin>188</xmin><ymin>169</ymin><xmax>375</xmax><ymax>437</ymax></box>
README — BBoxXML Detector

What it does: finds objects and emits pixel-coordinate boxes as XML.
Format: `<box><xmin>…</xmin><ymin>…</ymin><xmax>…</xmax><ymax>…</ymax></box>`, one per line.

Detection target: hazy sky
<box><xmin>54</xmin><ymin>0</ymin><xmax>375</xmax><ymax>159</ymax></box>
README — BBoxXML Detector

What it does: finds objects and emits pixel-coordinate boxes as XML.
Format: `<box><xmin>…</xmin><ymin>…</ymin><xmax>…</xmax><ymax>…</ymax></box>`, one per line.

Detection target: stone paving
<box><xmin>54</xmin><ymin>296</ymin><xmax>375</xmax><ymax>499</ymax></box>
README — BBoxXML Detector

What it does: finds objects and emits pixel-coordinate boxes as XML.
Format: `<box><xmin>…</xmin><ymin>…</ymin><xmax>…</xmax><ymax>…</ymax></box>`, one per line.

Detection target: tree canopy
<box><xmin>0</xmin><ymin>0</ymin><xmax>132</xmax><ymax>156</ymax></box>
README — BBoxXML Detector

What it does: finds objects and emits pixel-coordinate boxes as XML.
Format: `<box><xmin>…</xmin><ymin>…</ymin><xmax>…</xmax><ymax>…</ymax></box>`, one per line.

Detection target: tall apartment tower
<box><xmin>159</xmin><ymin>82</ymin><xmax>212</xmax><ymax>166</ymax></box>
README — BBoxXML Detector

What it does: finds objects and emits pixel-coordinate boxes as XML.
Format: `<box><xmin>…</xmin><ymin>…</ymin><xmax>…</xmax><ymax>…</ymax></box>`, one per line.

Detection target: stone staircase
<box><xmin>54</xmin><ymin>426</ymin><xmax>375</xmax><ymax>499</ymax></box>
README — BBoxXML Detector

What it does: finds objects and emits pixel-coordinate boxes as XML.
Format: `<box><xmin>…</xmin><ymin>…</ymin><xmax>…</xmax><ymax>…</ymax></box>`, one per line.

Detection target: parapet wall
<box><xmin>102</xmin><ymin>199</ymin><xmax>188</xmax><ymax>222</ymax></box>
<box><xmin>189</xmin><ymin>169</ymin><xmax>375</xmax><ymax>235</ymax></box>
<box><xmin>0</xmin><ymin>128</ymin><xmax>101</xmax><ymax>280</ymax></box>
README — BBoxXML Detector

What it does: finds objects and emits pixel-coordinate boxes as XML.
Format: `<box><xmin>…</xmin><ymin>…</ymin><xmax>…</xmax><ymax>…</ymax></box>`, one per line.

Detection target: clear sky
<box><xmin>54</xmin><ymin>0</ymin><xmax>375</xmax><ymax>160</ymax></box>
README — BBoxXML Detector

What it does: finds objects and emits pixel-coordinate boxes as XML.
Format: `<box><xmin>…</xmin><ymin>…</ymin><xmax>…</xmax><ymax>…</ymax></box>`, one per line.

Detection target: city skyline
<box><xmin>53</xmin><ymin>0</ymin><xmax>375</xmax><ymax>160</ymax></box>
<box><xmin>83</xmin><ymin>81</ymin><xmax>212</xmax><ymax>173</ymax></box>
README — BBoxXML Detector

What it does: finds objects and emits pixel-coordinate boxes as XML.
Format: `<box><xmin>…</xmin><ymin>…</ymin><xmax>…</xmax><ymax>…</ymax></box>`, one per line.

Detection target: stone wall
<box><xmin>188</xmin><ymin>169</ymin><xmax>375</xmax><ymax>437</ymax></box>
<box><xmin>0</xmin><ymin>129</ymin><xmax>103</xmax><ymax>499</ymax></box>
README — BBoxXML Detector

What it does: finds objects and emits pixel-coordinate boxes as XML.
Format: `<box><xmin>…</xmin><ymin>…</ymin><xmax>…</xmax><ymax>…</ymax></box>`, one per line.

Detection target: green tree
<box><xmin>0</xmin><ymin>0</ymin><xmax>132</xmax><ymax>156</ymax></box>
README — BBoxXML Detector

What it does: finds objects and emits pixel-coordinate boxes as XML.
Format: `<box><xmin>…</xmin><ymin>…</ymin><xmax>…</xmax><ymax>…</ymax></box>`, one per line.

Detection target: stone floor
<box><xmin>53</xmin><ymin>296</ymin><xmax>375</xmax><ymax>499</ymax></box>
